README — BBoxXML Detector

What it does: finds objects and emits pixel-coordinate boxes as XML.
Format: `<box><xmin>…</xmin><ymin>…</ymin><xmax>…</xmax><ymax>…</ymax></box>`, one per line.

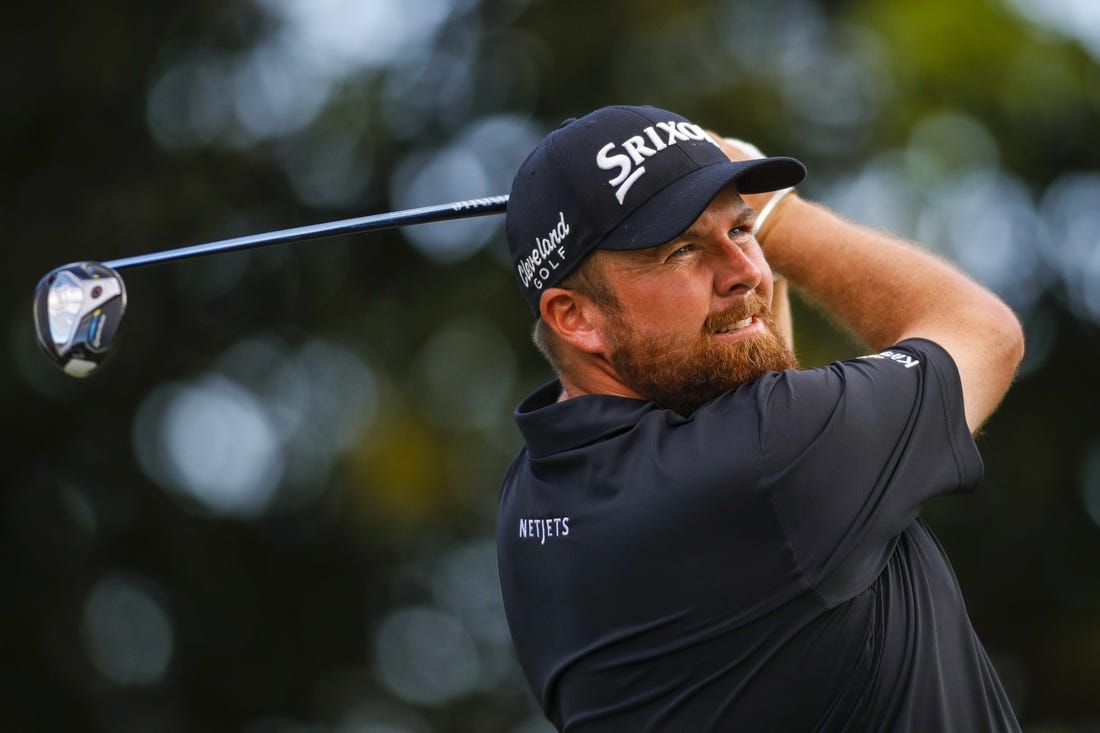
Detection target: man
<box><xmin>495</xmin><ymin>104</ymin><xmax>1024</xmax><ymax>731</ymax></box>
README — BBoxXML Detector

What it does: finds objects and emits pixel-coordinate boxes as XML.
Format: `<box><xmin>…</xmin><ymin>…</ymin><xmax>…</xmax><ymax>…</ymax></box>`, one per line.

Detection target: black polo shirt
<box><xmin>496</xmin><ymin>339</ymin><xmax>1020</xmax><ymax>732</ymax></box>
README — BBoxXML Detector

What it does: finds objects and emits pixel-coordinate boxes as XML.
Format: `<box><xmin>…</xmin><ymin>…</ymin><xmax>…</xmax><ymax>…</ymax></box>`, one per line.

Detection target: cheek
<box><xmin>632</xmin><ymin>284</ymin><xmax>710</xmax><ymax>336</ymax></box>
<box><xmin>611</xmin><ymin>268</ymin><xmax>716</xmax><ymax>329</ymax></box>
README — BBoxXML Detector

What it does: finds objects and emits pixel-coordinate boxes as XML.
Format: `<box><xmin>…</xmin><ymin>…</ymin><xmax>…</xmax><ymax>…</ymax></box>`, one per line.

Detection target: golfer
<box><xmin>496</xmin><ymin>104</ymin><xmax>1025</xmax><ymax>731</ymax></box>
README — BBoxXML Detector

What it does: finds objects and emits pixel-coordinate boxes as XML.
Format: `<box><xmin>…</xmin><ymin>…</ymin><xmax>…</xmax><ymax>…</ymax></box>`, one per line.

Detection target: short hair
<box><xmin>531</xmin><ymin>251</ymin><xmax>619</xmax><ymax>373</ymax></box>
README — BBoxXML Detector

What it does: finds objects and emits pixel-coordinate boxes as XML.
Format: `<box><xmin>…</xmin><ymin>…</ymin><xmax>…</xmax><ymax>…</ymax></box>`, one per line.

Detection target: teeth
<box><xmin>717</xmin><ymin>317</ymin><xmax>753</xmax><ymax>334</ymax></box>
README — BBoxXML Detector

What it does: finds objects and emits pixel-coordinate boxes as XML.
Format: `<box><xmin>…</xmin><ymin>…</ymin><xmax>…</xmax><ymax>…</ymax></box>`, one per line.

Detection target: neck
<box><xmin>557</xmin><ymin>365</ymin><xmax>644</xmax><ymax>403</ymax></box>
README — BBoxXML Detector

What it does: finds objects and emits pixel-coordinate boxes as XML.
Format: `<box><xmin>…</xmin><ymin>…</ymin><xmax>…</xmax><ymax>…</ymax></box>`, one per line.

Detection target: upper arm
<box><xmin>751</xmin><ymin>197</ymin><xmax>1025</xmax><ymax>435</ymax></box>
<box><xmin>750</xmin><ymin>345</ymin><xmax>983</xmax><ymax>599</ymax></box>
<box><xmin>898</xmin><ymin>294</ymin><xmax>1024</xmax><ymax>434</ymax></box>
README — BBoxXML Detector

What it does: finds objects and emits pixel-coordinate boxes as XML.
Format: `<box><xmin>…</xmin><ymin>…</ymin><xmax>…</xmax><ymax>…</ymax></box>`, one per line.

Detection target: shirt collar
<box><xmin>514</xmin><ymin>380</ymin><xmax>662</xmax><ymax>459</ymax></box>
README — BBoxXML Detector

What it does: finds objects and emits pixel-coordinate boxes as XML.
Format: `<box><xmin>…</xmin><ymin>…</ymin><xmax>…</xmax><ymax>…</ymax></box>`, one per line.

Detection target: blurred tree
<box><xmin>3</xmin><ymin>0</ymin><xmax>1099</xmax><ymax>731</ymax></box>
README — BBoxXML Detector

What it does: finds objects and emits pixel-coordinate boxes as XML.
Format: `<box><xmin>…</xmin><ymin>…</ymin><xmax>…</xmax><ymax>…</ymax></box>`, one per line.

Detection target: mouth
<box><xmin>715</xmin><ymin>316</ymin><xmax>756</xmax><ymax>334</ymax></box>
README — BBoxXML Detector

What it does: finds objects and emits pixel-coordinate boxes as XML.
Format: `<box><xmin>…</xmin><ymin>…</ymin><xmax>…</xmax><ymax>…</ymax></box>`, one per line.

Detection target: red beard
<box><xmin>605</xmin><ymin>293</ymin><xmax>798</xmax><ymax>415</ymax></box>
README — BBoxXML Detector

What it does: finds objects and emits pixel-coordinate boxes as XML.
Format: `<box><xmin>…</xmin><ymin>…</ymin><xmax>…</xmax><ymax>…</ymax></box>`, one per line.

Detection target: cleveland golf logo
<box><xmin>517</xmin><ymin>211</ymin><xmax>571</xmax><ymax>291</ymax></box>
<box><xmin>596</xmin><ymin>121</ymin><xmax>722</xmax><ymax>204</ymax></box>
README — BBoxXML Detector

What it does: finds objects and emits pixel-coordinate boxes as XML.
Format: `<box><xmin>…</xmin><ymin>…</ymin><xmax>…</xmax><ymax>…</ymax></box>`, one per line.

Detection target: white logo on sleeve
<box><xmin>859</xmin><ymin>349</ymin><xmax>921</xmax><ymax>369</ymax></box>
<box><xmin>518</xmin><ymin>516</ymin><xmax>570</xmax><ymax>545</ymax></box>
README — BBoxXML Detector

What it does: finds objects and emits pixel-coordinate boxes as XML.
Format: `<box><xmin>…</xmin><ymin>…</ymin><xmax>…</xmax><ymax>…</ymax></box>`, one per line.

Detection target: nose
<box><xmin>713</xmin><ymin>237</ymin><xmax>762</xmax><ymax>296</ymax></box>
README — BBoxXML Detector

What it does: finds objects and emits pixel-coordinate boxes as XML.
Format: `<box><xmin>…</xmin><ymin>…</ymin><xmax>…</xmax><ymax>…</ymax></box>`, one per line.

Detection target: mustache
<box><xmin>701</xmin><ymin>292</ymin><xmax>773</xmax><ymax>333</ymax></box>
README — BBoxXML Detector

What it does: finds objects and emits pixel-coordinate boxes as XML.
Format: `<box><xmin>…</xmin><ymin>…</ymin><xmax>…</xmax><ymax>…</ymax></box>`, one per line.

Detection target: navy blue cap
<box><xmin>506</xmin><ymin>105</ymin><xmax>806</xmax><ymax>313</ymax></box>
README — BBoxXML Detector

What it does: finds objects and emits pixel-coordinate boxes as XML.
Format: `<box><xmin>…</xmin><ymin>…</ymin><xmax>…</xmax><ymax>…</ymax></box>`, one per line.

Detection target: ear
<box><xmin>539</xmin><ymin>287</ymin><xmax>609</xmax><ymax>356</ymax></box>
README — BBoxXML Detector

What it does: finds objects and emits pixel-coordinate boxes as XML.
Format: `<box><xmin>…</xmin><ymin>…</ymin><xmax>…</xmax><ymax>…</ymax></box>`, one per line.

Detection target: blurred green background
<box><xmin>4</xmin><ymin>0</ymin><xmax>1100</xmax><ymax>730</ymax></box>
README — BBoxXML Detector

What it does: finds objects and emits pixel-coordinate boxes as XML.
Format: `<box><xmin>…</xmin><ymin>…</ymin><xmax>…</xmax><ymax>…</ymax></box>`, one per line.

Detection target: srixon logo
<box><xmin>596</xmin><ymin>121</ymin><xmax>722</xmax><ymax>204</ymax></box>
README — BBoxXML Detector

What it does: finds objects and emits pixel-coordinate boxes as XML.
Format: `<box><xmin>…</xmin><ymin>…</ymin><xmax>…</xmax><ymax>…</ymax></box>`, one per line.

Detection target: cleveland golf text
<box><xmin>517</xmin><ymin>211</ymin><xmax>571</xmax><ymax>291</ymax></box>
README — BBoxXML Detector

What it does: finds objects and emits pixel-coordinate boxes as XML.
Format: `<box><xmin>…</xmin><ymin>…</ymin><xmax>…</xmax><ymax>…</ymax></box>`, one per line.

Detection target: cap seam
<box><xmin>546</xmin><ymin>129</ymin><xmax>598</xmax><ymax>247</ymax></box>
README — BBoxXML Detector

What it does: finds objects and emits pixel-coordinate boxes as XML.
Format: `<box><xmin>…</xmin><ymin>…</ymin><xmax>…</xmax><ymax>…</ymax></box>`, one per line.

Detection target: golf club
<box><xmin>34</xmin><ymin>195</ymin><xmax>509</xmax><ymax>377</ymax></box>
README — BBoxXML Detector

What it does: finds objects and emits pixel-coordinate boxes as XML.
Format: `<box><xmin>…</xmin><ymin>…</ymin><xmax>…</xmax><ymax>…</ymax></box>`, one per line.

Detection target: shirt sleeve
<box><xmin>754</xmin><ymin>338</ymin><xmax>983</xmax><ymax>605</ymax></box>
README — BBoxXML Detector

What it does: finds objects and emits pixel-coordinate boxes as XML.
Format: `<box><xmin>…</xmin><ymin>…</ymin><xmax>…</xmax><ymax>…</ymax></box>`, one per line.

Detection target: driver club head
<box><xmin>33</xmin><ymin>262</ymin><xmax>127</xmax><ymax>377</ymax></box>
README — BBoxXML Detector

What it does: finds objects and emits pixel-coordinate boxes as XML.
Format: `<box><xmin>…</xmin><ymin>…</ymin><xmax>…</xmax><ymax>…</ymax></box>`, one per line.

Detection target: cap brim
<box><xmin>599</xmin><ymin>156</ymin><xmax>806</xmax><ymax>251</ymax></box>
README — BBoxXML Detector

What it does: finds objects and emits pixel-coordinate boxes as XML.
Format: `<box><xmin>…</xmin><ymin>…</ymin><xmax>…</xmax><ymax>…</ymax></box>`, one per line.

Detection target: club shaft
<box><xmin>102</xmin><ymin>195</ymin><xmax>509</xmax><ymax>271</ymax></box>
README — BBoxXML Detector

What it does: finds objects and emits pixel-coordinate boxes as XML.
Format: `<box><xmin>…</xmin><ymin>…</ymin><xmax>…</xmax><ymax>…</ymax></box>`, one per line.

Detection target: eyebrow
<box><xmin>663</xmin><ymin>203</ymin><xmax>756</xmax><ymax>249</ymax></box>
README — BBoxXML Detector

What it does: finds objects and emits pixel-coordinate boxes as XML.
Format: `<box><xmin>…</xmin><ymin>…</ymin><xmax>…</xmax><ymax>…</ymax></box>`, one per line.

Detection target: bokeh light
<box><xmin>147</xmin><ymin>0</ymin><xmax>459</xmax><ymax>149</ymax></box>
<box><xmin>81</xmin><ymin>573</ymin><xmax>175</xmax><ymax>687</ymax></box>
<box><xmin>1005</xmin><ymin>0</ymin><xmax>1100</xmax><ymax>61</ymax></box>
<box><xmin>134</xmin><ymin>374</ymin><xmax>285</xmax><ymax>518</ymax></box>
<box><xmin>133</xmin><ymin>336</ymin><xmax>375</xmax><ymax>518</ymax></box>
<box><xmin>1037</xmin><ymin>173</ymin><xmax>1100</xmax><ymax>324</ymax></box>
<box><xmin>333</xmin><ymin>699</ymin><xmax>434</xmax><ymax>733</ymax></box>
<box><xmin>374</xmin><ymin>606</ymin><xmax>480</xmax><ymax>706</ymax></box>
<box><xmin>413</xmin><ymin>316</ymin><xmax>516</xmax><ymax>433</ymax></box>
<box><xmin>391</xmin><ymin>115</ymin><xmax>544</xmax><ymax>263</ymax></box>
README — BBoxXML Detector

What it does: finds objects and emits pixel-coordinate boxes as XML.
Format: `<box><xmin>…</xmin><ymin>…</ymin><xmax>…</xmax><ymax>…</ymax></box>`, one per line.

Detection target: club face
<box><xmin>33</xmin><ymin>262</ymin><xmax>127</xmax><ymax>377</ymax></box>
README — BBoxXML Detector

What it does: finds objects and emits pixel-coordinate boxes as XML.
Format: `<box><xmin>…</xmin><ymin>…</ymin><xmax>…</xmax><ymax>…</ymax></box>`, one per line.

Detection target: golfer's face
<box><xmin>598</xmin><ymin>186</ymin><xmax>776</xmax><ymax>351</ymax></box>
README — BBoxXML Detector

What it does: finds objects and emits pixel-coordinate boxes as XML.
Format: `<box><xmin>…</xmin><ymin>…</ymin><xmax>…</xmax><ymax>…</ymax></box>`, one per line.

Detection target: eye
<box><xmin>729</xmin><ymin>225</ymin><xmax>752</xmax><ymax>239</ymax></box>
<box><xmin>666</xmin><ymin>244</ymin><xmax>695</xmax><ymax>261</ymax></box>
